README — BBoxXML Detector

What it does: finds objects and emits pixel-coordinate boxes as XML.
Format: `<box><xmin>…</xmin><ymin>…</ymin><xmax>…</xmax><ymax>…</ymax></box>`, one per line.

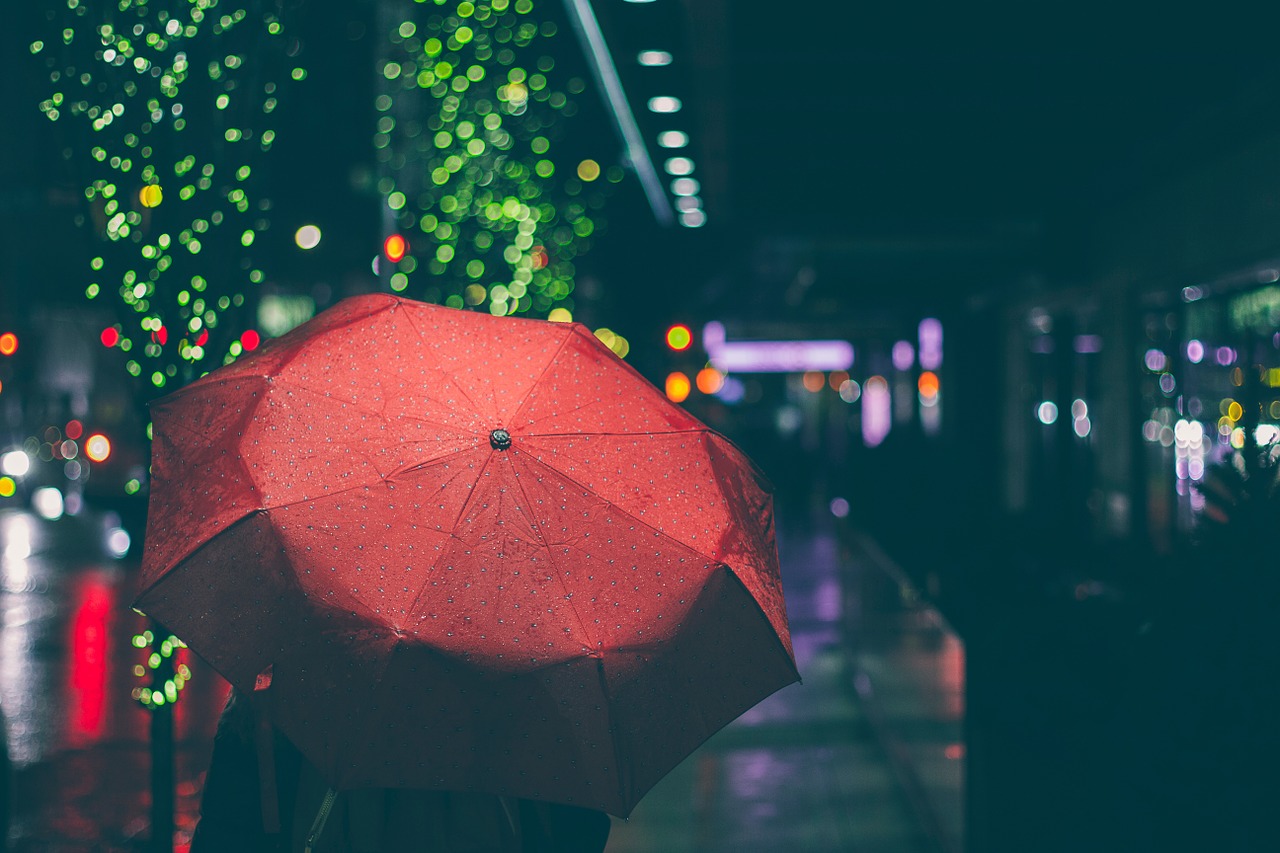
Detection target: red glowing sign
<box><xmin>68</xmin><ymin>573</ymin><xmax>113</xmax><ymax>745</ymax></box>
<box><xmin>383</xmin><ymin>234</ymin><xmax>408</xmax><ymax>263</ymax></box>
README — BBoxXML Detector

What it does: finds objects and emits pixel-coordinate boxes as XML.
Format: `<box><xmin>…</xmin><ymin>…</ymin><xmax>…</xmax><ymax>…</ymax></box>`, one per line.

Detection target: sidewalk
<box><xmin>839</xmin><ymin>530</ymin><xmax>964</xmax><ymax>853</ymax></box>
<box><xmin>1</xmin><ymin>508</ymin><xmax>226</xmax><ymax>852</ymax></box>
<box><xmin>605</xmin><ymin>518</ymin><xmax>937</xmax><ymax>852</ymax></box>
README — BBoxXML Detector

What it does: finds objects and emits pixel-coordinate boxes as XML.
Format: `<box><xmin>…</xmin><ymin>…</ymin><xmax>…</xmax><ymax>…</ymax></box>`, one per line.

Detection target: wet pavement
<box><xmin>0</xmin><ymin>506</ymin><xmax>958</xmax><ymax>851</ymax></box>
<box><xmin>607</xmin><ymin>518</ymin><xmax>952</xmax><ymax>852</ymax></box>
<box><xmin>1</xmin><ymin>509</ymin><xmax>227</xmax><ymax>852</ymax></box>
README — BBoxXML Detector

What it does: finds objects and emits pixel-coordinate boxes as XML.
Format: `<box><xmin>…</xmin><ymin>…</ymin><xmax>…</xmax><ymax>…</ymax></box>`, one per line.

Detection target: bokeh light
<box><xmin>32</xmin><ymin>487</ymin><xmax>65</xmax><ymax>521</ymax></box>
<box><xmin>892</xmin><ymin>340</ymin><xmax>915</xmax><ymax>371</ymax></box>
<box><xmin>648</xmin><ymin>96</ymin><xmax>682</xmax><ymax>113</ymax></box>
<box><xmin>36</xmin><ymin>4</ymin><xmax>299</xmax><ymax>383</ymax></box>
<box><xmin>671</xmin><ymin>177</ymin><xmax>700</xmax><ymax>196</ymax></box>
<box><xmin>594</xmin><ymin>328</ymin><xmax>630</xmax><ymax>358</ymax></box>
<box><xmin>637</xmin><ymin>50</ymin><xmax>672</xmax><ymax>66</ymax></box>
<box><xmin>696</xmin><ymin>367</ymin><xmax>724</xmax><ymax>395</ymax></box>
<box><xmin>666</xmin><ymin>324</ymin><xmax>692</xmax><ymax>351</ymax></box>
<box><xmin>664</xmin><ymin>157</ymin><xmax>694</xmax><ymax>176</ymax></box>
<box><xmin>107</xmin><ymin>528</ymin><xmax>132</xmax><ymax>559</ymax></box>
<box><xmin>383</xmin><ymin>234</ymin><xmax>408</xmax><ymax>263</ymax></box>
<box><xmin>918</xmin><ymin>371</ymin><xmax>940</xmax><ymax>399</ymax></box>
<box><xmin>1</xmin><ymin>451</ymin><xmax>30</xmax><ymax>478</ymax></box>
<box><xmin>0</xmin><ymin>333</ymin><xmax>17</xmax><ymax>356</ymax></box>
<box><xmin>657</xmin><ymin>130</ymin><xmax>688</xmax><ymax>148</ymax></box>
<box><xmin>919</xmin><ymin>318</ymin><xmax>943</xmax><ymax>370</ymax></box>
<box><xmin>665</xmin><ymin>371</ymin><xmax>691</xmax><ymax>403</ymax></box>
<box><xmin>375</xmin><ymin>2</ymin><xmax>615</xmax><ymax>317</ymax></box>
<box><xmin>139</xmin><ymin>185</ymin><xmax>164</xmax><ymax>208</ymax></box>
<box><xmin>862</xmin><ymin>376</ymin><xmax>891</xmax><ymax>447</ymax></box>
<box><xmin>85</xmin><ymin>435</ymin><xmax>111</xmax><ymax>463</ymax></box>
<box><xmin>295</xmin><ymin>225</ymin><xmax>322</xmax><ymax>250</ymax></box>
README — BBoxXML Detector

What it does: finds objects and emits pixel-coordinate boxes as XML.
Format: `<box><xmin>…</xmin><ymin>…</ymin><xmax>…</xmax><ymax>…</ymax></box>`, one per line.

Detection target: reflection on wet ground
<box><xmin>605</xmin><ymin>519</ymin><xmax>935</xmax><ymax>852</ymax></box>
<box><xmin>1</xmin><ymin>509</ymin><xmax>227</xmax><ymax>852</ymax></box>
<box><xmin>0</xmin><ymin>507</ymin><xmax>944</xmax><ymax>851</ymax></box>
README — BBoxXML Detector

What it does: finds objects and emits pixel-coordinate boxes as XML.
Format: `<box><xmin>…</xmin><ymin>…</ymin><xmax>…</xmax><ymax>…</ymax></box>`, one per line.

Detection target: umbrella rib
<box><xmin>520</xmin><ymin>427</ymin><xmax>713</xmax><ymax>439</ymax></box>
<box><xmin>265</xmin><ymin>375</ymin><xmax>477</xmax><ymax>439</ymax></box>
<box><xmin>385</xmin><ymin>447</ymin><xmax>477</xmax><ymax>480</ymax></box>
<box><xmin>443</xmin><ymin>446</ymin><xmax>498</xmax><ymax>536</ymax></box>
<box><xmin>507</xmin><ymin>326</ymin><xmax>576</xmax><ymax>428</ymax></box>
<box><xmin>506</xmin><ymin>454</ymin><xmax>601</xmax><ymax>652</ymax></box>
<box><xmin>516</xmin><ymin>396</ymin><xmax>609</xmax><ymax>433</ymax></box>
<box><xmin>397</xmin><ymin>308</ymin><xmax>491</xmax><ymax>418</ymax></box>
<box><xmin>521</xmin><ymin>428</ymin><xmax>775</xmax><ymax>493</ymax></box>
<box><xmin>515</xmin><ymin>449</ymin><xmax>722</xmax><ymax>567</ymax></box>
<box><xmin>591</xmin><ymin>655</ymin><xmax>630</xmax><ymax>813</ymax></box>
<box><xmin>259</xmin><ymin>476</ymin><xmax>399</xmax><ymax>516</ymax></box>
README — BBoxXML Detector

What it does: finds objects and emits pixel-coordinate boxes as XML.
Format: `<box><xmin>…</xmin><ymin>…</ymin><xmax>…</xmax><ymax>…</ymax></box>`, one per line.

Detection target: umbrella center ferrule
<box><xmin>489</xmin><ymin>428</ymin><xmax>512</xmax><ymax>451</ymax></box>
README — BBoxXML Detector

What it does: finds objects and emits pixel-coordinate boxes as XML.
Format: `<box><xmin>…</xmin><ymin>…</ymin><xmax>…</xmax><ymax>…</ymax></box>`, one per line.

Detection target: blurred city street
<box><xmin>6</xmin><ymin>1</ymin><xmax>1280</xmax><ymax>850</ymax></box>
<box><xmin>1</xmin><ymin>506</ymin><xmax>962</xmax><ymax>852</ymax></box>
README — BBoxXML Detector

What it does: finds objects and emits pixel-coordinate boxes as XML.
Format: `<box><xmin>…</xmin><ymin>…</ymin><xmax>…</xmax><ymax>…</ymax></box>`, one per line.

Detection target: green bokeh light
<box><xmin>41</xmin><ymin>0</ymin><xmax>300</xmax><ymax>389</ymax></box>
<box><xmin>378</xmin><ymin>0</ymin><xmax>614</xmax><ymax>317</ymax></box>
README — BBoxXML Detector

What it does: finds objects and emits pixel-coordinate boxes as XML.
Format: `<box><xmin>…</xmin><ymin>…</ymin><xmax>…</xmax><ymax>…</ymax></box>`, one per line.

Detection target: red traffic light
<box><xmin>383</xmin><ymin>234</ymin><xmax>408</xmax><ymax>263</ymax></box>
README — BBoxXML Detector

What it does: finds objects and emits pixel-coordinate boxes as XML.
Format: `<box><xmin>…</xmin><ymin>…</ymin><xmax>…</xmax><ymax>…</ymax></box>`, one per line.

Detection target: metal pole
<box><xmin>149</xmin><ymin>621</ymin><xmax>174</xmax><ymax>853</ymax></box>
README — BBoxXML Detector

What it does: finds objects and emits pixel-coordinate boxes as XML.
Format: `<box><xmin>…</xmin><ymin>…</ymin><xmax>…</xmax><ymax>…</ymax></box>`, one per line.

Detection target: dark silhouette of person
<box><xmin>190</xmin><ymin>689</ymin><xmax>611</xmax><ymax>853</ymax></box>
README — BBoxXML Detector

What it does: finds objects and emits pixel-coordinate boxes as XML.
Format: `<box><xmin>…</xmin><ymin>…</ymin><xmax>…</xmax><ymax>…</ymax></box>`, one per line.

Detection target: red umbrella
<box><xmin>134</xmin><ymin>293</ymin><xmax>797</xmax><ymax>816</ymax></box>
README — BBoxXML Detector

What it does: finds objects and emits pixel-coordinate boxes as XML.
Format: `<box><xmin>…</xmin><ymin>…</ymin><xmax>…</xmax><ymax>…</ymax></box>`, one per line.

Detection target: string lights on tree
<box><xmin>33</xmin><ymin>0</ymin><xmax>302</xmax><ymax>393</ymax></box>
<box><xmin>376</xmin><ymin>0</ymin><xmax>619</xmax><ymax>323</ymax></box>
<box><xmin>34</xmin><ymin>0</ymin><xmax>302</xmax><ymax>735</ymax></box>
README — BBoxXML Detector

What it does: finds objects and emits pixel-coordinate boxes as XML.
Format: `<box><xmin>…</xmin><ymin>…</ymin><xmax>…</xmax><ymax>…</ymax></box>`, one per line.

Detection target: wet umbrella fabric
<box><xmin>134</xmin><ymin>293</ymin><xmax>798</xmax><ymax>816</ymax></box>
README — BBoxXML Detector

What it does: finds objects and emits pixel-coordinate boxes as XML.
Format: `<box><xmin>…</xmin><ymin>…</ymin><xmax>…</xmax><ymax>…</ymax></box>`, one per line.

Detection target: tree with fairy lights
<box><xmin>35</xmin><ymin>0</ymin><xmax>301</xmax><ymax>397</ymax></box>
<box><xmin>377</xmin><ymin>0</ymin><xmax>618</xmax><ymax>324</ymax></box>
<box><xmin>34</xmin><ymin>1</ymin><xmax>300</xmax><ymax>846</ymax></box>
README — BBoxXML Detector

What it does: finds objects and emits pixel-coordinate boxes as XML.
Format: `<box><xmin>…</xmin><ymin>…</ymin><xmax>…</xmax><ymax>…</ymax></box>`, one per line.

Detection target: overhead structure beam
<box><xmin>561</xmin><ymin>0</ymin><xmax>674</xmax><ymax>226</ymax></box>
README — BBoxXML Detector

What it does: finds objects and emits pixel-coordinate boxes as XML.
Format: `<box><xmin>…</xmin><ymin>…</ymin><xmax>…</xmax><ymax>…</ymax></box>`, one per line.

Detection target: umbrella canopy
<box><xmin>135</xmin><ymin>293</ymin><xmax>797</xmax><ymax>816</ymax></box>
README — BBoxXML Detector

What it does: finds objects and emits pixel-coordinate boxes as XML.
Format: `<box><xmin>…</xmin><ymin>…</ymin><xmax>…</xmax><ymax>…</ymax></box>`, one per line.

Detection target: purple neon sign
<box><xmin>703</xmin><ymin>322</ymin><xmax>854</xmax><ymax>373</ymax></box>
